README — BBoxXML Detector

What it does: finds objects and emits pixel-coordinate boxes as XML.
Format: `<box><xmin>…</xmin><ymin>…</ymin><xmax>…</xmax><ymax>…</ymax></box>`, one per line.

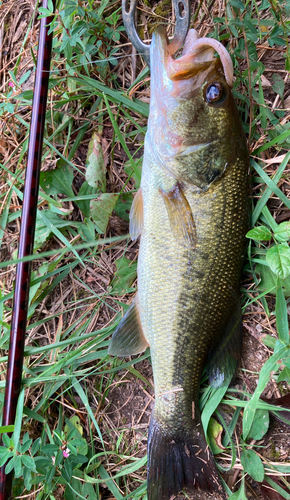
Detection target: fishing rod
<box><xmin>0</xmin><ymin>2</ymin><xmax>55</xmax><ymax>498</ymax></box>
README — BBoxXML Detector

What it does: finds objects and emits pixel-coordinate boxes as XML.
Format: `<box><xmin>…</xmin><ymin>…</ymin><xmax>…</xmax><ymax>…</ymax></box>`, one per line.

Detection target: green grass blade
<box><xmin>264</xmin><ymin>476</ymin><xmax>290</xmax><ymax>500</ymax></box>
<box><xmin>12</xmin><ymin>387</ymin><xmax>25</xmax><ymax>449</ymax></box>
<box><xmin>103</xmin><ymin>94</ymin><xmax>141</xmax><ymax>184</ymax></box>
<box><xmin>201</xmin><ymin>385</ymin><xmax>229</xmax><ymax>437</ymax></box>
<box><xmin>70</xmin><ymin>375</ymin><xmax>104</xmax><ymax>448</ymax></box>
<box><xmin>243</xmin><ymin>344</ymin><xmax>288</xmax><ymax>440</ymax></box>
<box><xmin>251</xmin><ymin>159</ymin><xmax>290</xmax><ymax>215</ymax></box>
<box><xmin>0</xmin><ymin>234</ymin><xmax>128</xmax><ymax>270</ymax></box>
<box><xmin>276</xmin><ymin>279</ymin><xmax>289</xmax><ymax>345</ymax></box>
<box><xmin>252</xmin><ymin>129</ymin><xmax>290</xmax><ymax>155</ymax></box>
<box><xmin>98</xmin><ymin>464</ymin><xmax>124</xmax><ymax>500</ymax></box>
<box><xmin>0</xmin><ymin>188</ymin><xmax>13</xmax><ymax>250</ymax></box>
<box><xmin>74</xmin><ymin>75</ymin><xmax>149</xmax><ymax>117</ymax></box>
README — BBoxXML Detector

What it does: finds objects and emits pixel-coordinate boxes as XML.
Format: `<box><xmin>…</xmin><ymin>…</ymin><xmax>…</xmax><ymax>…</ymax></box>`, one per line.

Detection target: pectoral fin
<box><xmin>206</xmin><ymin>301</ymin><xmax>242</xmax><ymax>388</ymax></box>
<box><xmin>161</xmin><ymin>184</ymin><xmax>197</xmax><ymax>248</ymax></box>
<box><xmin>108</xmin><ymin>297</ymin><xmax>149</xmax><ymax>356</ymax></box>
<box><xmin>129</xmin><ymin>188</ymin><xmax>143</xmax><ymax>241</ymax></box>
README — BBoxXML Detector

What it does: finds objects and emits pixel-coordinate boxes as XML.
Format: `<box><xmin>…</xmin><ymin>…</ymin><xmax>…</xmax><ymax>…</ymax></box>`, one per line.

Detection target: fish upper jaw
<box><xmin>150</xmin><ymin>26</ymin><xmax>233</xmax><ymax>87</ymax></box>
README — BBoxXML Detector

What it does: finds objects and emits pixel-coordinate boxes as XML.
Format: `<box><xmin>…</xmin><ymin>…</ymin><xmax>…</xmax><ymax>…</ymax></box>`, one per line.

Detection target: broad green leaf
<box><xmin>40</xmin><ymin>161</ymin><xmax>74</xmax><ymax>197</ymax></box>
<box><xmin>114</xmin><ymin>192</ymin><xmax>133</xmax><ymax>221</ymax></box>
<box><xmin>278</xmin><ymin>366</ymin><xmax>290</xmax><ymax>383</ymax></box>
<box><xmin>76</xmin><ymin>181</ymin><xmax>97</xmax><ymax>218</ymax></box>
<box><xmin>64</xmin><ymin>459</ymin><xmax>73</xmax><ymax>480</ymax></box>
<box><xmin>47</xmin><ymin>0</ymin><xmax>54</xmax><ymax>12</ymax></box>
<box><xmin>5</xmin><ymin>456</ymin><xmax>15</xmax><ymax>475</ymax></box>
<box><xmin>21</xmin><ymin>455</ymin><xmax>36</xmax><ymax>470</ymax></box>
<box><xmin>77</xmin><ymin>220</ymin><xmax>96</xmax><ymax>242</ymax></box>
<box><xmin>255</xmin><ymin>263</ymin><xmax>290</xmax><ymax>297</ymax></box>
<box><xmin>0</xmin><ymin>451</ymin><xmax>13</xmax><ymax>467</ymax></box>
<box><xmin>246</xmin><ymin>226</ymin><xmax>272</xmax><ymax>241</ymax></box>
<box><xmin>248</xmin><ymin>409</ymin><xmax>269</xmax><ymax>440</ymax></box>
<box><xmin>207</xmin><ymin>418</ymin><xmax>224</xmax><ymax>454</ymax></box>
<box><xmin>276</xmin><ymin>281</ymin><xmax>289</xmax><ymax>344</ymax></box>
<box><xmin>229</xmin><ymin>0</ymin><xmax>245</xmax><ymax>11</ymax></box>
<box><xmin>266</xmin><ymin>244</ymin><xmax>290</xmax><ymax>279</ymax></box>
<box><xmin>6</xmin><ymin>103</ymin><xmax>14</xmax><ymax>113</ymax></box>
<box><xmin>274</xmin><ymin>222</ymin><xmax>290</xmax><ymax>243</ymax></box>
<box><xmin>2</xmin><ymin>434</ymin><xmax>11</xmax><ymax>448</ymax></box>
<box><xmin>19</xmin><ymin>70</ymin><xmax>31</xmax><ymax>85</ymax></box>
<box><xmin>31</xmin><ymin>438</ymin><xmax>41</xmax><ymax>457</ymax></box>
<box><xmin>65</xmin><ymin>416</ymin><xmax>84</xmax><ymax>438</ymax></box>
<box><xmin>41</xmin><ymin>444</ymin><xmax>59</xmax><ymax>457</ymax></box>
<box><xmin>90</xmin><ymin>193</ymin><xmax>118</xmax><ymax>233</ymax></box>
<box><xmin>45</xmin><ymin>465</ymin><xmax>57</xmax><ymax>488</ymax></box>
<box><xmin>110</xmin><ymin>257</ymin><xmax>137</xmax><ymax>295</ymax></box>
<box><xmin>240</xmin><ymin>449</ymin><xmax>264</xmax><ymax>482</ymax></box>
<box><xmin>85</xmin><ymin>133</ymin><xmax>106</xmax><ymax>192</ymax></box>
<box><xmin>23</xmin><ymin>468</ymin><xmax>33</xmax><ymax>493</ymax></box>
<box><xmin>272</xmin><ymin>73</ymin><xmax>285</xmax><ymax>101</ymax></box>
<box><xmin>21</xmin><ymin>438</ymin><xmax>32</xmax><ymax>453</ymax></box>
<box><xmin>70</xmin><ymin>439</ymin><xmax>88</xmax><ymax>456</ymax></box>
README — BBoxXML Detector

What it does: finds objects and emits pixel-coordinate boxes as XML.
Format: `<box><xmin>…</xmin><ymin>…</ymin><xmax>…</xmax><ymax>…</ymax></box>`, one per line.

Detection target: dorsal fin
<box><xmin>129</xmin><ymin>188</ymin><xmax>144</xmax><ymax>241</ymax></box>
<box><xmin>160</xmin><ymin>184</ymin><xmax>197</xmax><ymax>248</ymax></box>
<box><xmin>108</xmin><ymin>296</ymin><xmax>149</xmax><ymax>356</ymax></box>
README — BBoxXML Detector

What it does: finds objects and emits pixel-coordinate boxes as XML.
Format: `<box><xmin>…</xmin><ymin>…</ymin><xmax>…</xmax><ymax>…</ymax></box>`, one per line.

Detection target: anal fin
<box><xmin>129</xmin><ymin>188</ymin><xmax>143</xmax><ymax>241</ymax></box>
<box><xmin>160</xmin><ymin>184</ymin><xmax>197</xmax><ymax>248</ymax></box>
<box><xmin>207</xmin><ymin>301</ymin><xmax>242</xmax><ymax>388</ymax></box>
<box><xmin>108</xmin><ymin>296</ymin><xmax>149</xmax><ymax>356</ymax></box>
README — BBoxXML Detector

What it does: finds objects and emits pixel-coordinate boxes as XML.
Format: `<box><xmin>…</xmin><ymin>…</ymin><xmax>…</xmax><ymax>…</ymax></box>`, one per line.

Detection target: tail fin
<box><xmin>147</xmin><ymin>416</ymin><xmax>225</xmax><ymax>500</ymax></box>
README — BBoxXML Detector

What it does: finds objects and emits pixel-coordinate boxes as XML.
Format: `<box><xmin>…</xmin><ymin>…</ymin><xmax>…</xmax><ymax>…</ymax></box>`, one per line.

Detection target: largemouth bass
<box><xmin>109</xmin><ymin>26</ymin><xmax>248</xmax><ymax>500</ymax></box>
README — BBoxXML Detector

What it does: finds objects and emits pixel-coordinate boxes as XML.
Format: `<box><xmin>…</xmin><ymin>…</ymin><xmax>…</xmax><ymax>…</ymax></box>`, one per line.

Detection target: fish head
<box><xmin>148</xmin><ymin>27</ymin><xmax>247</xmax><ymax>190</ymax></box>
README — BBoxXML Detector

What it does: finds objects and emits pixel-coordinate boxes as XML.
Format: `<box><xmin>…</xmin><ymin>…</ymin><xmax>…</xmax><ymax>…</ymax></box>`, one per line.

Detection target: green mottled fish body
<box><xmin>139</xmin><ymin>143</ymin><xmax>248</xmax><ymax>410</ymax></box>
<box><xmin>109</xmin><ymin>26</ymin><xmax>248</xmax><ymax>500</ymax></box>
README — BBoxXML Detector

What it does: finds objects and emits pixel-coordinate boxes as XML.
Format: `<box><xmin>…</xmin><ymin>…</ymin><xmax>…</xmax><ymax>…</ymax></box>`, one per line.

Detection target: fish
<box><xmin>109</xmin><ymin>26</ymin><xmax>249</xmax><ymax>500</ymax></box>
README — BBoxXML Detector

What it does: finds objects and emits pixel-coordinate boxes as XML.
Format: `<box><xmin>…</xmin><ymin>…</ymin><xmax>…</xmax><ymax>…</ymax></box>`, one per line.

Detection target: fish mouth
<box><xmin>153</xmin><ymin>26</ymin><xmax>233</xmax><ymax>88</ymax></box>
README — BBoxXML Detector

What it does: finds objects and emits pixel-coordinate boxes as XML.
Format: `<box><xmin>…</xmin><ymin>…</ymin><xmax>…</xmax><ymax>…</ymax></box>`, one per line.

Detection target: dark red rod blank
<box><xmin>0</xmin><ymin>3</ymin><xmax>55</xmax><ymax>498</ymax></box>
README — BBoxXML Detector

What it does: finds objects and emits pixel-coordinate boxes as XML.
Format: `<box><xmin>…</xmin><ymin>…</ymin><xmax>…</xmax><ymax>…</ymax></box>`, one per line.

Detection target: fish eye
<box><xmin>205</xmin><ymin>82</ymin><xmax>224</xmax><ymax>104</ymax></box>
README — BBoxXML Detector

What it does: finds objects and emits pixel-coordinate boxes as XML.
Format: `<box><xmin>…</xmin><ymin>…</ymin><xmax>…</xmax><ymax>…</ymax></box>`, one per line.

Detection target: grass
<box><xmin>1</xmin><ymin>0</ymin><xmax>290</xmax><ymax>498</ymax></box>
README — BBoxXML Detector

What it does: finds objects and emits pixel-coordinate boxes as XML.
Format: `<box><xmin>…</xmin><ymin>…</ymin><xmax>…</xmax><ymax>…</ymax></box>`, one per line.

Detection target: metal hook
<box><xmin>122</xmin><ymin>0</ymin><xmax>191</xmax><ymax>67</ymax></box>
